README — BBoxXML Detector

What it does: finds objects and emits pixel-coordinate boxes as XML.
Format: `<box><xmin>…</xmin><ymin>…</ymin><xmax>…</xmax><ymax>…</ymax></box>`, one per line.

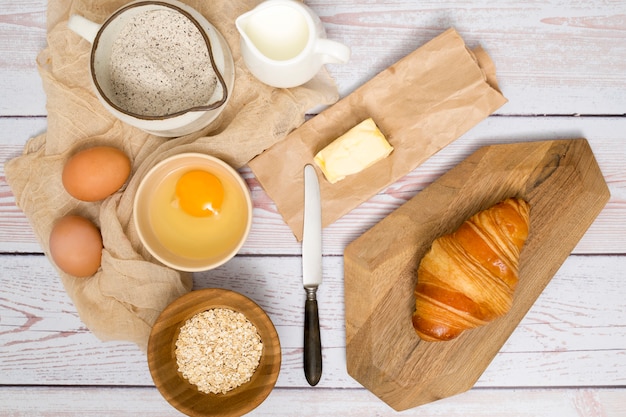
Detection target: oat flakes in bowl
<box><xmin>175</xmin><ymin>308</ymin><xmax>263</xmax><ymax>395</ymax></box>
<box><xmin>148</xmin><ymin>288</ymin><xmax>281</xmax><ymax>417</ymax></box>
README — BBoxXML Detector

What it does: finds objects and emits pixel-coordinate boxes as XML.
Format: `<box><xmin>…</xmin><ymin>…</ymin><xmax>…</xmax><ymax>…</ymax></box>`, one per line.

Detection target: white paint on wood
<box><xmin>1</xmin><ymin>0</ymin><xmax>625</xmax><ymax>414</ymax></box>
<box><xmin>1</xmin><ymin>2</ymin><xmax>626</xmax><ymax>115</ymax></box>
<box><xmin>1</xmin><ymin>254</ymin><xmax>624</xmax><ymax>388</ymax></box>
<box><xmin>2</xmin><ymin>117</ymin><xmax>623</xmax><ymax>254</ymax></box>
<box><xmin>0</xmin><ymin>386</ymin><xmax>624</xmax><ymax>416</ymax></box>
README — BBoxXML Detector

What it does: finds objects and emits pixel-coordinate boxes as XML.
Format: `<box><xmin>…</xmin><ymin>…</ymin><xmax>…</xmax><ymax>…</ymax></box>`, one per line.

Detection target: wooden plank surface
<box><xmin>1</xmin><ymin>387</ymin><xmax>625</xmax><ymax>417</ymax></box>
<box><xmin>1</xmin><ymin>0</ymin><xmax>625</xmax><ymax>415</ymax></box>
<box><xmin>2</xmin><ymin>254</ymin><xmax>625</xmax><ymax>388</ymax></box>
<box><xmin>2</xmin><ymin>117</ymin><xmax>625</xmax><ymax>255</ymax></box>
<box><xmin>2</xmin><ymin>1</ymin><xmax>626</xmax><ymax>116</ymax></box>
<box><xmin>0</xmin><ymin>1</ymin><xmax>47</xmax><ymax>115</ymax></box>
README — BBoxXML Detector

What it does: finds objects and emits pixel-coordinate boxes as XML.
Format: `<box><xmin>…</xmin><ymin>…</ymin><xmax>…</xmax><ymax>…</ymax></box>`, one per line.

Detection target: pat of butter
<box><xmin>314</xmin><ymin>118</ymin><xmax>393</xmax><ymax>184</ymax></box>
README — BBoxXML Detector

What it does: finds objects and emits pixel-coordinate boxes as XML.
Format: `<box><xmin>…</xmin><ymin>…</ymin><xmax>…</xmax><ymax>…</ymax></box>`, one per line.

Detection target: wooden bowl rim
<box><xmin>147</xmin><ymin>288</ymin><xmax>281</xmax><ymax>417</ymax></box>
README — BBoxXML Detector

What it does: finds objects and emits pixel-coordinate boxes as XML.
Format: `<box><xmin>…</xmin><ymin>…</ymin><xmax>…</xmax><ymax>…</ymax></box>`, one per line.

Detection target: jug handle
<box><xmin>315</xmin><ymin>39</ymin><xmax>351</xmax><ymax>65</ymax></box>
<box><xmin>67</xmin><ymin>15</ymin><xmax>101</xmax><ymax>44</ymax></box>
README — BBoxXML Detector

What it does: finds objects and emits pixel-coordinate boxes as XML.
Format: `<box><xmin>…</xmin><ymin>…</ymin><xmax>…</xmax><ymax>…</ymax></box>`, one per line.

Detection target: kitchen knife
<box><xmin>302</xmin><ymin>164</ymin><xmax>322</xmax><ymax>386</ymax></box>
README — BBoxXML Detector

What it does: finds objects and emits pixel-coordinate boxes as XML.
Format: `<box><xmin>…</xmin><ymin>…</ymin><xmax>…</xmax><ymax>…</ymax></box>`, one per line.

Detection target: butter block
<box><xmin>314</xmin><ymin>118</ymin><xmax>393</xmax><ymax>184</ymax></box>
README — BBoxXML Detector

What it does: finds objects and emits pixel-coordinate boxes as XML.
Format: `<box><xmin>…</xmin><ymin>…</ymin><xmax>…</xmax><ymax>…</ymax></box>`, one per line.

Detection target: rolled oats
<box><xmin>175</xmin><ymin>308</ymin><xmax>263</xmax><ymax>394</ymax></box>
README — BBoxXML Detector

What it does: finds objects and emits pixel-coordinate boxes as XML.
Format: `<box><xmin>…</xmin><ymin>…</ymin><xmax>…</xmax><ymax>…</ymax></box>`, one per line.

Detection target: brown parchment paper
<box><xmin>249</xmin><ymin>28</ymin><xmax>508</xmax><ymax>241</ymax></box>
<box><xmin>4</xmin><ymin>0</ymin><xmax>339</xmax><ymax>350</ymax></box>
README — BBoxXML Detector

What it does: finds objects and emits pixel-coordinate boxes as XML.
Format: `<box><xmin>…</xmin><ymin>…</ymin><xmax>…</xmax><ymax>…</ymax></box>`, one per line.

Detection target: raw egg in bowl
<box><xmin>134</xmin><ymin>153</ymin><xmax>252</xmax><ymax>271</ymax></box>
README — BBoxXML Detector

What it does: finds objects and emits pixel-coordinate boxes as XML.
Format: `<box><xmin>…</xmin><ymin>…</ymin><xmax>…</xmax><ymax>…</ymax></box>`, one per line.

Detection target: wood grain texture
<box><xmin>0</xmin><ymin>386</ymin><xmax>625</xmax><ymax>417</ymax></box>
<box><xmin>2</xmin><ymin>254</ymin><xmax>625</xmax><ymax>388</ymax></box>
<box><xmin>2</xmin><ymin>1</ymin><xmax>626</xmax><ymax>116</ymax></box>
<box><xmin>315</xmin><ymin>1</ymin><xmax>626</xmax><ymax>115</ymax></box>
<box><xmin>0</xmin><ymin>1</ymin><xmax>47</xmax><ymax>115</ymax></box>
<box><xmin>1</xmin><ymin>0</ymin><xmax>625</xmax><ymax>415</ymax></box>
<box><xmin>2</xmin><ymin>117</ymin><xmax>625</xmax><ymax>255</ymax></box>
<box><xmin>344</xmin><ymin>139</ymin><xmax>610</xmax><ymax>410</ymax></box>
<box><xmin>147</xmin><ymin>289</ymin><xmax>281</xmax><ymax>417</ymax></box>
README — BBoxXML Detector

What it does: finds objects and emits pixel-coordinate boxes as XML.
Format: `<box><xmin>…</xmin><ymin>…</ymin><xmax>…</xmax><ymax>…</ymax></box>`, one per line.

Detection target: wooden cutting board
<box><xmin>343</xmin><ymin>139</ymin><xmax>610</xmax><ymax>411</ymax></box>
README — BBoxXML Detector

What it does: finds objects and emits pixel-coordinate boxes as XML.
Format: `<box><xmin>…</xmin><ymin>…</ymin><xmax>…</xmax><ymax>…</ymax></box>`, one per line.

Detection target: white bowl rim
<box><xmin>133</xmin><ymin>152</ymin><xmax>253</xmax><ymax>271</ymax></box>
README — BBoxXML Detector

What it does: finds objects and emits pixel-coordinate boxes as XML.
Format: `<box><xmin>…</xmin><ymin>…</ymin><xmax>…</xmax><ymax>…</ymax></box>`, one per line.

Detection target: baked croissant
<box><xmin>412</xmin><ymin>197</ymin><xmax>530</xmax><ymax>342</ymax></box>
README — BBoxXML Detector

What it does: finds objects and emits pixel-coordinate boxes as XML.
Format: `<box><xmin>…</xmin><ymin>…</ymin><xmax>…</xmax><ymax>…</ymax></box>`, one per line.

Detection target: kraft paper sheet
<box><xmin>4</xmin><ymin>0</ymin><xmax>339</xmax><ymax>350</ymax></box>
<box><xmin>249</xmin><ymin>28</ymin><xmax>508</xmax><ymax>241</ymax></box>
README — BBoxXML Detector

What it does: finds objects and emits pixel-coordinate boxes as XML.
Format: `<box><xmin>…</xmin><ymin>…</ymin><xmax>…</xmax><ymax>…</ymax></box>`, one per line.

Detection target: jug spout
<box><xmin>234</xmin><ymin>11</ymin><xmax>255</xmax><ymax>52</ymax></box>
<box><xmin>68</xmin><ymin>14</ymin><xmax>101</xmax><ymax>44</ymax></box>
<box><xmin>234</xmin><ymin>10</ymin><xmax>249</xmax><ymax>37</ymax></box>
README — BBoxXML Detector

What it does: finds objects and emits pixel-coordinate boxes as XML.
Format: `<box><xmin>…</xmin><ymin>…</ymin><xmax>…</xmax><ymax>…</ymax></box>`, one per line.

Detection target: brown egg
<box><xmin>49</xmin><ymin>215</ymin><xmax>103</xmax><ymax>277</ymax></box>
<box><xmin>62</xmin><ymin>146</ymin><xmax>131</xmax><ymax>202</ymax></box>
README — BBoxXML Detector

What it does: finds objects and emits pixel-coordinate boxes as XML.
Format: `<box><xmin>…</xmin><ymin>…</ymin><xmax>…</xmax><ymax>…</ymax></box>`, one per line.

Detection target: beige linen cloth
<box><xmin>5</xmin><ymin>0</ymin><xmax>339</xmax><ymax>350</ymax></box>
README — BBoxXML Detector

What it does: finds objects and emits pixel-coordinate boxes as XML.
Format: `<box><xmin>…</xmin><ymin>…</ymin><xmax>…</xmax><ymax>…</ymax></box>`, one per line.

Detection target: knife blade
<box><xmin>302</xmin><ymin>164</ymin><xmax>322</xmax><ymax>386</ymax></box>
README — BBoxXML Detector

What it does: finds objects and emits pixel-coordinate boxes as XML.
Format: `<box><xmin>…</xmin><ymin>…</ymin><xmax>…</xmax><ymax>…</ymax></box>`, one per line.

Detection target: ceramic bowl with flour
<box><xmin>68</xmin><ymin>0</ymin><xmax>235</xmax><ymax>137</ymax></box>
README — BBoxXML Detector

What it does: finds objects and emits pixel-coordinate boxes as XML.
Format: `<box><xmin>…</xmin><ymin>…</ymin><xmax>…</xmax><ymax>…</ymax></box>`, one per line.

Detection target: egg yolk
<box><xmin>175</xmin><ymin>170</ymin><xmax>224</xmax><ymax>217</ymax></box>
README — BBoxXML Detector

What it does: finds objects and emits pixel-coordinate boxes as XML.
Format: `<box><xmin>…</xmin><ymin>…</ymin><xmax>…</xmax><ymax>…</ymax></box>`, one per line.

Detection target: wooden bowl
<box><xmin>147</xmin><ymin>288</ymin><xmax>281</xmax><ymax>417</ymax></box>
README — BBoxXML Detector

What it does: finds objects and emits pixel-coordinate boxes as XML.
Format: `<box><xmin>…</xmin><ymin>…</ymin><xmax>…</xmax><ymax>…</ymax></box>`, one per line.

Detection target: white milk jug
<box><xmin>236</xmin><ymin>0</ymin><xmax>351</xmax><ymax>88</ymax></box>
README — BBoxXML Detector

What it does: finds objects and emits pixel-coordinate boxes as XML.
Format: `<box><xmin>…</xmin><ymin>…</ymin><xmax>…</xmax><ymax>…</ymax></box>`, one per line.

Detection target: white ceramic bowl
<box><xmin>68</xmin><ymin>0</ymin><xmax>235</xmax><ymax>137</ymax></box>
<box><xmin>134</xmin><ymin>153</ymin><xmax>252</xmax><ymax>271</ymax></box>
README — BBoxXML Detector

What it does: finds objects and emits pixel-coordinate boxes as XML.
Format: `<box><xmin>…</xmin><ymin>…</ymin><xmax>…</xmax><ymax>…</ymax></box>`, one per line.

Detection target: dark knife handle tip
<box><xmin>304</xmin><ymin>295</ymin><xmax>322</xmax><ymax>386</ymax></box>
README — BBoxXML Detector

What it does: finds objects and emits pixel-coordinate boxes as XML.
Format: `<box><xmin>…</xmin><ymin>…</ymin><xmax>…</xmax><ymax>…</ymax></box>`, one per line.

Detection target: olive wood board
<box><xmin>343</xmin><ymin>139</ymin><xmax>610</xmax><ymax>411</ymax></box>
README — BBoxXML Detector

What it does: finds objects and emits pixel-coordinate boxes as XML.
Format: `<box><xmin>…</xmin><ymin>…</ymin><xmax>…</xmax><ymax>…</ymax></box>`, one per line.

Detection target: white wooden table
<box><xmin>1</xmin><ymin>1</ymin><xmax>625</xmax><ymax>415</ymax></box>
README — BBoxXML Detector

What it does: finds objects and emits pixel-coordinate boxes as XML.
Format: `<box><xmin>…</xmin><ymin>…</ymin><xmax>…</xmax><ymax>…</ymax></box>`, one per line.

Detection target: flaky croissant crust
<box><xmin>412</xmin><ymin>197</ymin><xmax>530</xmax><ymax>342</ymax></box>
